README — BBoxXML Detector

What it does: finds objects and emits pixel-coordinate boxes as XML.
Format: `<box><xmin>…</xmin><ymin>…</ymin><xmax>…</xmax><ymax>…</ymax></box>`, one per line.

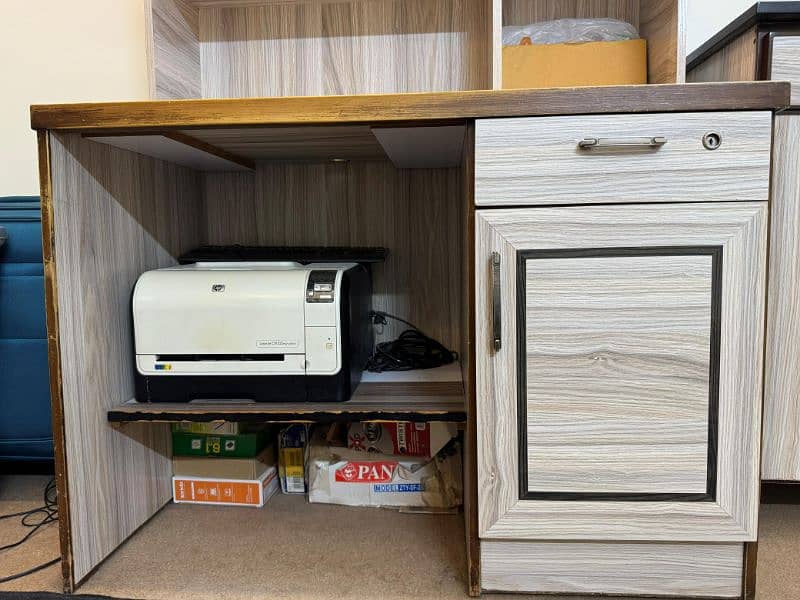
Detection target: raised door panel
<box><xmin>523</xmin><ymin>252</ymin><xmax>716</xmax><ymax>497</ymax></box>
<box><xmin>476</xmin><ymin>203</ymin><xmax>766</xmax><ymax>541</ymax></box>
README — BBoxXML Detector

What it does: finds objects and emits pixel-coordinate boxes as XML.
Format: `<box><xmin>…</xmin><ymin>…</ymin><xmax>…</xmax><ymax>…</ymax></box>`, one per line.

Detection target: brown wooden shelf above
<box><xmin>108</xmin><ymin>364</ymin><xmax>466</xmax><ymax>424</ymax></box>
<box><xmin>31</xmin><ymin>83</ymin><xmax>791</xmax><ymax>134</ymax></box>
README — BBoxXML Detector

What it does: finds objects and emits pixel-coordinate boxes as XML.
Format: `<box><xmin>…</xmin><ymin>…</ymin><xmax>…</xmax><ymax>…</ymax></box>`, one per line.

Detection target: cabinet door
<box><xmin>476</xmin><ymin>203</ymin><xmax>767</xmax><ymax>542</ymax></box>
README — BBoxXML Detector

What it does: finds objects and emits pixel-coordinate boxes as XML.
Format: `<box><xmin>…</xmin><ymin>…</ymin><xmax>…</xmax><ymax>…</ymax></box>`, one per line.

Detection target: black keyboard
<box><xmin>179</xmin><ymin>245</ymin><xmax>388</xmax><ymax>265</ymax></box>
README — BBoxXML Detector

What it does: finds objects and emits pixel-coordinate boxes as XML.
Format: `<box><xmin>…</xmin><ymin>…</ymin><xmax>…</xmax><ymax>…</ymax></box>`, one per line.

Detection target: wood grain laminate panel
<box><xmin>687</xmin><ymin>27</ymin><xmax>757</xmax><ymax>84</ymax></box>
<box><xmin>189</xmin><ymin>0</ymin><xmax>395</xmax><ymax>4</ymax></box>
<box><xmin>181</xmin><ymin>126</ymin><xmax>388</xmax><ymax>161</ymax></box>
<box><xmin>481</xmin><ymin>540</ymin><xmax>743</xmax><ymax>597</ymax></box>
<box><xmin>30</xmin><ymin>83</ymin><xmax>792</xmax><ymax>132</ymax></box>
<box><xmin>476</xmin><ymin>203</ymin><xmax>766</xmax><ymax>541</ymax></box>
<box><xmin>202</xmin><ymin>161</ymin><xmax>464</xmax><ymax>349</ymax></box>
<box><xmin>762</xmin><ymin>114</ymin><xmax>800</xmax><ymax>481</ymax></box>
<box><xmin>49</xmin><ymin>133</ymin><xmax>204</xmax><ymax>583</ymax></box>
<box><xmin>524</xmin><ymin>254</ymin><xmax>712</xmax><ymax>494</ymax></box>
<box><xmin>475</xmin><ymin>111</ymin><xmax>772</xmax><ymax>206</ymax></box>
<box><xmin>147</xmin><ymin>0</ymin><xmax>202</xmax><ymax>99</ymax></box>
<box><xmin>770</xmin><ymin>36</ymin><xmax>800</xmax><ymax>106</ymax></box>
<box><xmin>37</xmin><ymin>131</ymin><xmax>73</xmax><ymax>590</ymax></box>
<box><xmin>198</xmin><ymin>0</ymin><xmax>490</xmax><ymax>98</ymax></box>
<box><xmin>371</xmin><ymin>126</ymin><xmax>465</xmax><ymax>168</ymax></box>
<box><xmin>460</xmin><ymin>123</ymin><xmax>480</xmax><ymax>595</ymax></box>
<box><xmin>640</xmin><ymin>0</ymin><xmax>687</xmax><ymax>84</ymax></box>
<box><xmin>84</xmin><ymin>135</ymin><xmax>252</xmax><ymax>171</ymax></box>
<box><xmin>502</xmin><ymin>0</ymin><xmax>639</xmax><ymax>26</ymax></box>
<box><xmin>109</xmin><ymin>394</ymin><xmax>465</xmax><ymax>424</ymax></box>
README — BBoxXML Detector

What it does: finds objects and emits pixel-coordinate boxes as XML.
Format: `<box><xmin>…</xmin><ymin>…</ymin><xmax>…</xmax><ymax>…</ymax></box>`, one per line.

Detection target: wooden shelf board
<box><xmin>31</xmin><ymin>83</ymin><xmax>791</xmax><ymax>133</ymax></box>
<box><xmin>84</xmin><ymin>125</ymin><xmax>468</xmax><ymax>168</ymax></box>
<box><xmin>179</xmin><ymin>124</ymin><xmax>389</xmax><ymax>162</ymax></box>
<box><xmin>187</xmin><ymin>0</ymin><xmax>387</xmax><ymax>8</ymax></box>
<box><xmin>108</xmin><ymin>364</ymin><xmax>466</xmax><ymax>423</ymax></box>
<box><xmin>85</xmin><ymin>133</ymin><xmax>254</xmax><ymax>171</ymax></box>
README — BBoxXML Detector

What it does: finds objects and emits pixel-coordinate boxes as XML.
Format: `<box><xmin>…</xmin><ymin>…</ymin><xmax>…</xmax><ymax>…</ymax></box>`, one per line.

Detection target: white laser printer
<box><xmin>132</xmin><ymin>261</ymin><xmax>372</xmax><ymax>402</ymax></box>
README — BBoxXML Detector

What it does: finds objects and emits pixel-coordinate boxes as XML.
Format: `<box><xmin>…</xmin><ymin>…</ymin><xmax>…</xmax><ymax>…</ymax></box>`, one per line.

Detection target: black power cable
<box><xmin>0</xmin><ymin>478</ymin><xmax>60</xmax><ymax>583</ymax></box>
<box><xmin>365</xmin><ymin>310</ymin><xmax>458</xmax><ymax>373</ymax></box>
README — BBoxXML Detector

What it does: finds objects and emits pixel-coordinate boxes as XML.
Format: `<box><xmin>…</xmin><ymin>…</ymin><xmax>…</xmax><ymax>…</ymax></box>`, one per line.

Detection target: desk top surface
<box><xmin>31</xmin><ymin>83</ymin><xmax>791</xmax><ymax>134</ymax></box>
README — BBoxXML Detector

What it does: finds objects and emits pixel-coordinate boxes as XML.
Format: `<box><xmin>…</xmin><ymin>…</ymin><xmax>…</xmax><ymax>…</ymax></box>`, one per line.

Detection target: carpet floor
<box><xmin>2</xmin><ymin>475</ymin><xmax>800</xmax><ymax>600</ymax></box>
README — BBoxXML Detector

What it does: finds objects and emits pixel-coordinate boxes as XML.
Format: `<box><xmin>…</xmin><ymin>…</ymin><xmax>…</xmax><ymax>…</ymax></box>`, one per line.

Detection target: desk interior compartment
<box><xmin>43</xmin><ymin>123</ymin><xmax>476</xmax><ymax>591</ymax></box>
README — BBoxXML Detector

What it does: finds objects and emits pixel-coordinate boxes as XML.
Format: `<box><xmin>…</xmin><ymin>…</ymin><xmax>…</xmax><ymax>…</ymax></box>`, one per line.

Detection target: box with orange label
<box><xmin>172</xmin><ymin>465</ymin><xmax>279</xmax><ymax>507</ymax></box>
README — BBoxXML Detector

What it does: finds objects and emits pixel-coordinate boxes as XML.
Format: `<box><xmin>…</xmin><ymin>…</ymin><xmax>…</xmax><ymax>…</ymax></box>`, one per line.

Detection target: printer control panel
<box><xmin>306</xmin><ymin>270</ymin><xmax>336</xmax><ymax>303</ymax></box>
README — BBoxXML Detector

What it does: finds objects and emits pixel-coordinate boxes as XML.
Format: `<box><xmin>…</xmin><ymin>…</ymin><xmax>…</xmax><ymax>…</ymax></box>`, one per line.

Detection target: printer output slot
<box><xmin>156</xmin><ymin>354</ymin><xmax>286</xmax><ymax>362</ymax></box>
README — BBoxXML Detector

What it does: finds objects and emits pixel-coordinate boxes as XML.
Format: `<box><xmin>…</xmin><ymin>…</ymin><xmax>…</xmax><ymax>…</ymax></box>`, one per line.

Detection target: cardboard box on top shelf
<box><xmin>502</xmin><ymin>38</ymin><xmax>647</xmax><ymax>89</ymax></box>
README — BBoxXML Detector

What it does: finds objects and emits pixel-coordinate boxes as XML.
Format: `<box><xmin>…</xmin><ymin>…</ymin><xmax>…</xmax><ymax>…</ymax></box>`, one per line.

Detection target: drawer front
<box><xmin>770</xmin><ymin>36</ymin><xmax>800</xmax><ymax>106</ymax></box>
<box><xmin>475</xmin><ymin>112</ymin><xmax>772</xmax><ymax>206</ymax></box>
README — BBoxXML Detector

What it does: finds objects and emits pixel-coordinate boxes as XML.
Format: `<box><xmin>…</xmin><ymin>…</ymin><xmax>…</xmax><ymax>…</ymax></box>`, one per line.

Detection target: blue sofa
<box><xmin>0</xmin><ymin>196</ymin><xmax>53</xmax><ymax>461</ymax></box>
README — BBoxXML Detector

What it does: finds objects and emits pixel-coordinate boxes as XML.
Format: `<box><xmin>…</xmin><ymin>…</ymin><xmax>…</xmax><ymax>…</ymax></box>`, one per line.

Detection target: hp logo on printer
<box><xmin>211</xmin><ymin>284</ymin><xmax>225</xmax><ymax>292</ymax></box>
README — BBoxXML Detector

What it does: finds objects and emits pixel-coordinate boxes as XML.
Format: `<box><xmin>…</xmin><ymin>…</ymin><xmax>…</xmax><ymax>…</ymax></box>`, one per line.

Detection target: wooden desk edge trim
<box><xmin>107</xmin><ymin>408</ymin><xmax>468</xmax><ymax>424</ymax></box>
<box><xmin>31</xmin><ymin>83</ymin><xmax>791</xmax><ymax>132</ymax></box>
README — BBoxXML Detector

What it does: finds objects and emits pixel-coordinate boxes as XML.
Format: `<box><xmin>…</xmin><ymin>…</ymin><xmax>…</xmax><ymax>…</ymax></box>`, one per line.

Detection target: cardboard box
<box><xmin>502</xmin><ymin>38</ymin><xmax>647</xmax><ymax>89</ymax></box>
<box><xmin>172</xmin><ymin>445</ymin><xmax>275</xmax><ymax>479</ymax></box>
<box><xmin>172</xmin><ymin>428</ymin><xmax>269</xmax><ymax>458</ymax></box>
<box><xmin>171</xmin><ymin>422</ymin><xmax>239</xmax><ymax>435</ymax></box>
<box><xmin>308</xmin><ymin>438</ymin><xmax>462</xmax><ymax>509</ymax></box>
<box><xmin>278</xmin><ymin>425</ymin><xmax>307</xmax><ymax>494</ymax></box>
<box><xmin>347</xmin><ymin>422</ymin><xmax>457</xmax><ymax>458</ymax></box>
<box><xmin>173</xmin><ymin>466</ymin><xmax>279</xmax><ymax>507</ymax></box>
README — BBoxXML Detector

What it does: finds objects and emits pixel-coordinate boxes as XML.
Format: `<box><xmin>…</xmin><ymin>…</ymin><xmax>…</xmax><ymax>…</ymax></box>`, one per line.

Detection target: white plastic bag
<box><xmin>502</xmin><ymin>18</ymin><xmax>639</xmax><ymax>47</ymax></box>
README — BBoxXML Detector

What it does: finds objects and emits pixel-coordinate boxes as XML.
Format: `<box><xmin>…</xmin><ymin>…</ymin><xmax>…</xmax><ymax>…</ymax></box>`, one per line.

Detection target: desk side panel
<box><xmin>687</xmin><ymin>26</ymin><xmax>758</xmax><ymax>83</ymax></box>
<box><xmin>49</xmin><ymin>133</ymin><xmax>204</xmax><ymax>585</ymax></box>
<box><xmin>763</xmin><ymin>114</ymin><xmax>800</xmax><ymax>480</ymax></box>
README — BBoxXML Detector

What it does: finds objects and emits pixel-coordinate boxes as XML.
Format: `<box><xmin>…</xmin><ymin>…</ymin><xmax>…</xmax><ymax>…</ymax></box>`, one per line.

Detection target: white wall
<box><xmin>0</xmin><ymin>0</ymin><xmax>150</xmax><ymax>196</ymax></box>
<box><xmin>687</xmin><ymin>0</ymin><xmax>784</xmax><ymax>52</ymax></box>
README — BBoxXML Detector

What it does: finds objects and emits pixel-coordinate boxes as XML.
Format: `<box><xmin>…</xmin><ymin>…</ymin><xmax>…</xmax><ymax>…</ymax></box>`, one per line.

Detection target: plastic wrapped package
<box><xmin>502</xmin><ymin>18</ymin><xmax>639</xmax><ymax>47</ymax></box>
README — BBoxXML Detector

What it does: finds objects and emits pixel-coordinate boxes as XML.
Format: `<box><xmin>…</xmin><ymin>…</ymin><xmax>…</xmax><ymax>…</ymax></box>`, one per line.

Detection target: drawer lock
<box><xmin>702</xmin><ymin>131</ymin><xmax>723</xmax><ymax>151</ymax></box>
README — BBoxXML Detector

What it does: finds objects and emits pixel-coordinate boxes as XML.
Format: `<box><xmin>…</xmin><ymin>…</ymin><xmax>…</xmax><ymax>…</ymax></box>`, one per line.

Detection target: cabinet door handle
<box><xmin>491</xmin><ymin>252</ymin><xmax>501</xmax><ymax>352</ymax></box>
<box><xmin>578</xmin><ymin>136</ymin><xmax>668</xmax><ymax>149</ymax></box>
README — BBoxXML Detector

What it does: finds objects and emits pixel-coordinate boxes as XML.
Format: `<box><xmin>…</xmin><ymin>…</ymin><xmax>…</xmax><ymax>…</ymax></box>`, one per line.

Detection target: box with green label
<box><xmin>172</xmin><ymin>427</ymin><xmax>270</xmax><ymax>458</ymax></box>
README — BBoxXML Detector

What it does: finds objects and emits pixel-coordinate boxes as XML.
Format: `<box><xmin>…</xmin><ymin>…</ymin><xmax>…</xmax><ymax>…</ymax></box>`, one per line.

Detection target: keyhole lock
<box><xmin>702</xmin><ymin>131</ymin><xmax>722</xmax><ymax>151</ymax></box>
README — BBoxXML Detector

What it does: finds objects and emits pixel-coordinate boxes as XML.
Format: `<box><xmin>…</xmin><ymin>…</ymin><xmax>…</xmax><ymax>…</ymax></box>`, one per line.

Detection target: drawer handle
<box><xmin>491</xmin><ymin>252</ymin><xmax>501</xmax><ymax>352</ymax></box>
<box><xmin>578</xmin><ymin>136</ymin><xmax>668</xmax><ymax>149</ymax></box>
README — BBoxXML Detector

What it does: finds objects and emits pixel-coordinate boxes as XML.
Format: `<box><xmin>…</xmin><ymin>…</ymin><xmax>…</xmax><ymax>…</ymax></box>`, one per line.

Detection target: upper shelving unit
<box><xmin>145</xmin><ymin>0</ymin><xmax>687</xmax><ymax>101</ymax></box>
